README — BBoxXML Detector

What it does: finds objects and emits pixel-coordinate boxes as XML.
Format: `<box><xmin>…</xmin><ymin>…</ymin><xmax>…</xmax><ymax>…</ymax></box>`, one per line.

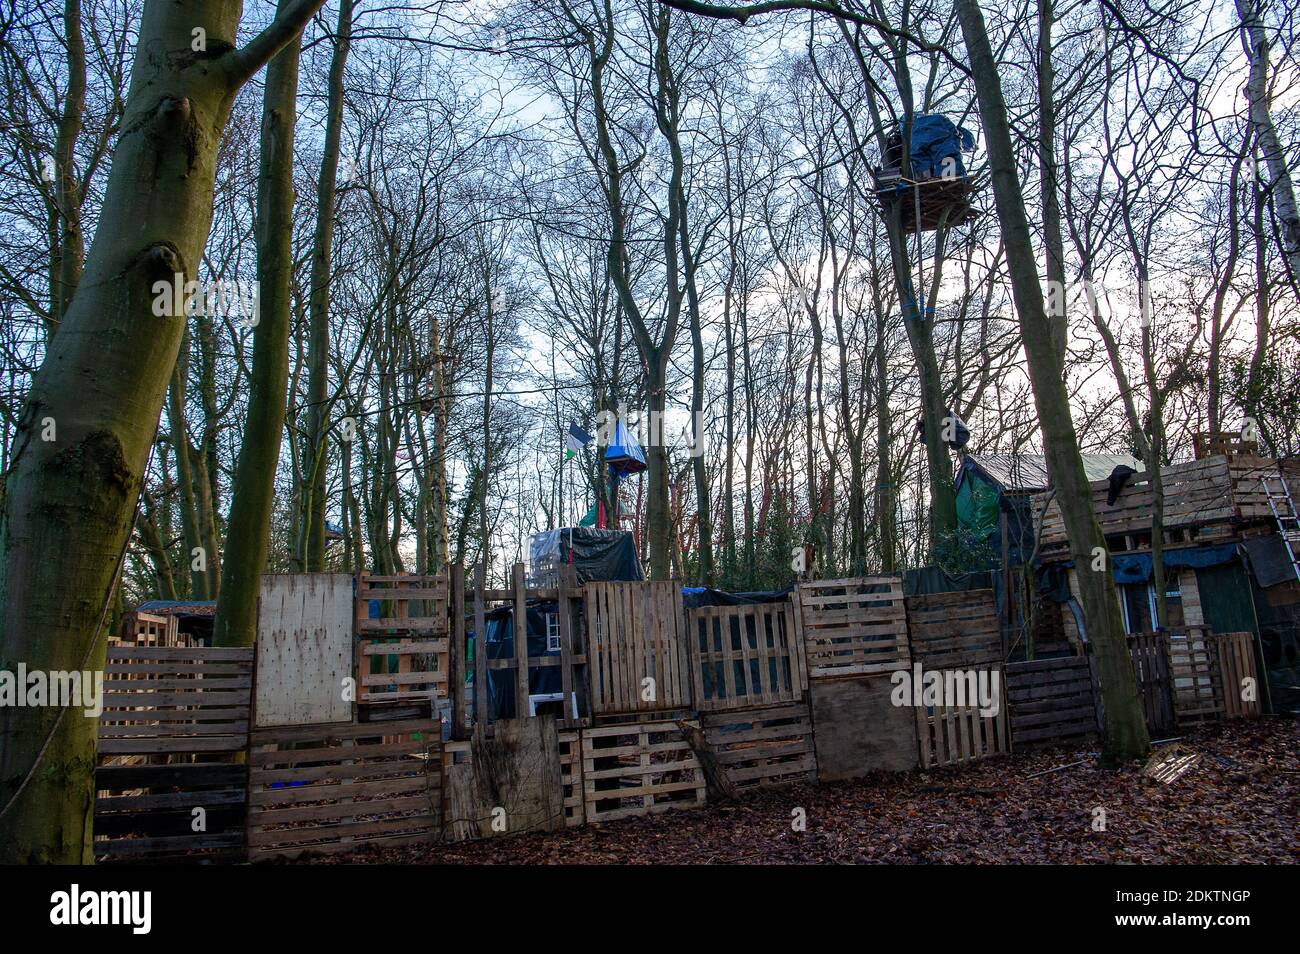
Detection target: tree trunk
<box><xmin>1237</xmin><ymin>0</ymin><xmax>1300</xmax><ymax>287</ymax></box>
<box><xmin>0</xmin><ymin>0</ymin><xmax>326</xmax><ymax>865</ymax></box>
<box><xmin>212</xmin><ymin>2</ymin><xmax>306</xmax><ymax>647</ymax></box>
<box><xmin>954</xmin><ymin>0</ymin><xmax>1149</xmax><ymax>764</ymax></box>
<box><xmin>300</xmin><ymin>0</ymin><xmax>354</xmax><ymax>572</ymax></box>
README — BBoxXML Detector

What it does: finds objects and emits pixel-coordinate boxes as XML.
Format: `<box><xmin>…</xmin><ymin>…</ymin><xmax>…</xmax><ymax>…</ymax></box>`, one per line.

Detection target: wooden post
<box><xmin>450</xmin><ymin>564</ymin><xmax>467</xmax><ymax>739</ymax></box>
<box><xmin>558</xmin><ymin>563</ymin><xmax>575</xmax><ymax>725</ymax></box>
<box><xmin>513</xmin><ymin>562</ymin><xmax>530</xmax><ymax>718</ymax></box>
<box><xmin>473</xmin><ymin>564</ymin><xmax>487</xmax><ymax>726</ymax></box>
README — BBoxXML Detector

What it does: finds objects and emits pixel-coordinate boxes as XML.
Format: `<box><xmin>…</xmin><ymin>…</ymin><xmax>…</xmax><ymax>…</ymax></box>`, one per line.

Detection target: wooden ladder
<box><xmin>1261</xmin><ymin>471</ymin><xmax>1300</xmax><ymax>582</ymax></box>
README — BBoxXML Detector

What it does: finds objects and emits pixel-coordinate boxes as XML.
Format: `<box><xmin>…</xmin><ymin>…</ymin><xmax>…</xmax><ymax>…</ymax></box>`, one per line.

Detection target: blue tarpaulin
<box><xmin>605</xmin><ymin>419</ymin><xmax>646</xmax><ymax>476</ymax></box>
<box><xmin>909</xmin><ymin>114</ymin><xmax>975</xmax><ymax>178</ymax></box>
<box><xmin>1047</xmin><ymin>544</ymin><xmax>1239</xmax><ymax>588</ymax></box>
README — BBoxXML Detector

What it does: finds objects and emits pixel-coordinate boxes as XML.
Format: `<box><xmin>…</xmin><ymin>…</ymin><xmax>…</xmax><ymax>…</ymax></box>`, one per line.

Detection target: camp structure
<box><xmin>873</xmin><ymin>114</ymin><xmax>977</xmax><ymax>233</ymax></box>
<box><xmin>1030</xmin><ymin>441</ymin><xmax>1300</xmax><ymax>714</ymax></box>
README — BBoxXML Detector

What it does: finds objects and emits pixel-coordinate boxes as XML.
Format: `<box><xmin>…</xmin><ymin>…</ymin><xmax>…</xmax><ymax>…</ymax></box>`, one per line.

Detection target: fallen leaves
<box><xmin>315</xmin><ymin>717</ymin><xmax>1300</xmax><ymax>865</ymax></box>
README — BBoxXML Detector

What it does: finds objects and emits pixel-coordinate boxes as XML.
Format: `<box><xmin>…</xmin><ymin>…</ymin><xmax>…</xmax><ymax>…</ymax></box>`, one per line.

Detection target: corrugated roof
<box><xmin>137</xmin><ymin>600</ymin><xmax>217</xmax><ymax>616</ymax></box>
<box><xmin>966</xmin><ymin>453</ymin><xmax>1142</xmax><ymax>491</ymax></box>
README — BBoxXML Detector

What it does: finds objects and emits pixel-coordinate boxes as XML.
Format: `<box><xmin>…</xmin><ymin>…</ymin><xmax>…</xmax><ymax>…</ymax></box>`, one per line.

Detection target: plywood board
<box><xmin>444</xmin><ymin>717</ymin><xmax>565</xmax><ymax>841</ymax></box>
<box><xmin>255</xmin><ymin>573</ymin><xmax>354</xmax><ymax>727</ymax></box>
<box><xmin>809</xmin><ymin>674</ymin><xmax>917</xmax><ymax>779</ymax></box>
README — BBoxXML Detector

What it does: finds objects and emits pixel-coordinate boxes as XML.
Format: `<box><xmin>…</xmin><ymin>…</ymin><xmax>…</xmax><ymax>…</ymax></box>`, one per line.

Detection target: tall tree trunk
<box><xmin>1037</xmin><ymin>0</ymin><xmax>1067</xmax><ymax>361</ymax></box>
<box><xmin>213</xmin><ymin>2</ymin><xmax>306</xmax><ymax>647</ymax></box>
<box><xmin>301</xmin><ymin>0</ymin><xmax>354</xmax><ymax>572</ymax></box>
<box><xmin>0</xmin><ymin>0</ymin><xmax>326</xmax><ymax>865</ymax></box>
<box><xmin>51</xmin><ymin>0</ymin><xmax>87</xmax><ymax>333</ymax></box>
<box><xmin>1237</xmin><ymin>0</ymin><xmax>1300</xmax><ymax>287</ymax></box>
<box><xmin>954</xmin><ymin>0</ymin><xmax>1149</xmax><ymax>763</ymax></box>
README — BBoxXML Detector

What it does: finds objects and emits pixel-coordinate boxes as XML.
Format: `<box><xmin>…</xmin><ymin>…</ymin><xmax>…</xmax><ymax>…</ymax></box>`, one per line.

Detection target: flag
<box><xmin>565</xmin><ymin>421</ymin><xmax>591</xmax><ymax>460</ymax></box>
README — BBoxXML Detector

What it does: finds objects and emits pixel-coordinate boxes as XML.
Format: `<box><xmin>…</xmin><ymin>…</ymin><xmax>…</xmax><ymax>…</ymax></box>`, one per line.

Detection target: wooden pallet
<box><xmin>1005</xmin><ymin>656</ymin><xmax>1100</xmax><ymax>747</ymax></box>
<box><xmin>1128</xmin><ymin>632</ymin><xmax>1175</xmax><ymax>735</ymax></box>
<box><xmin>558</xmin><ymin>729</ymin><xmax>585</xmax><ymax>827</ymax></box>
<box><xmin>94</xmin><ymin>645</ymin><xmax>253</xmax><ymax>863</ymax></box>
<box><xmin>1166</xmin><ymin>627</ymin><xmax>1224</xmax><ymax>726</ymax></box>
<box><xmin>905</xmin><ymin>589</ymin><xmax>1001</xmax><ymax>669</ymax></box>
<box><xmin>916</xmin><ymin>699</ymin><xmax>1009</xmax><ymax>768</ymax></box>
<box><xmin>701</xmin><ymin>704</ymin><xmax>817</xmax><ymax>789</ymax></box>
<box><xmin>687</xmin><ymin>601</ymin><xmax>806</xmax><ymax>712</ymax></box>
<box><xmin>116</xmin><ymin>611</ymin><xmax>186</xmax><ymax>648</ymax></box>
<box><xmin>246</xmin><ymin>719</ymin><xmax>441</xmax><ymax>861</ymax></box>
<box><xmin>585</xmin><ymin>581</ymin><xmax>691</xmax><ymax>715</ymax></box>
<box><xmin>356</xmin><ymin>573</ymin><xmax>451</xmax><ymax>709</ymax></box>
<box><xmin>1216</xmin><ymin>631</ymin><xmax>1262</xmax><ymax>719</ymax></box>
<box><xmin>795</xmin><ymin>576</ymin><xmax>910</xmax><ymax>679</ymax></box>
<box><xmin>581</xmin><ymin>721</ymin><xmax>706</xmax><ymax>822</ymax></box>
<box><xmin>357</xmin><ymin>637</ymin><xmax>449</xmax><ymax>706</ymax></box>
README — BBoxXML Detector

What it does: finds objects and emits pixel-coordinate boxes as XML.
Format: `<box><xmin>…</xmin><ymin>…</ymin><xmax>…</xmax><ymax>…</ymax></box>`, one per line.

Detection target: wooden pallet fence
<box><xmin>700</xmin><ymin>704</ymin><xmax>816</xmax><ymax>789</ymax></box>
<box><xmin>916</xmin><ymin>700</ymin><xmax>1009</xmax><ymax>769</ymax></box>
<box><xmin>558</xmin><ymin>729</ymin><xmax>585</xmax><ymax>827</ymax></box>
<box><xmin>905</xmin><ymin>589</ymin><xmax>1001</xmax><ymax>669</ymax></box>
<box><xmin>796</xmin><ymin>576</ymin><xmax>910</xmax><ymax>679</ymax></box>
<box><xmin>470</xmin><ymin>563</ymin><xmax>586</xmax><ymax>726</ymax></box>
<box><xmin>585</xmin><ymin>581</ymin><xmax>691</xmax><ymax>715</ymax></box>
<box><xmin>356</xmin><ymin>573</ymin><xmax>451</xmax><ymax>710</ymax></box>
<box><xmin>687</xmin><ymin>601</ymin><xmax>806</xmax><ymax>712</ymax></box>
<box><xmin>246</xmin><ymin>719</ymin><xmax>441</xmax><ymax>861</ymax></box>
<box><xmin>1215</xmin><ymin>631</ymin><xmax>1262</xmax><ymax>719</ymax></box>
<box><xmin>1005</xmin><ymin>656</ymin><xmax>1100</xmax><ymax>747</ymax></box>
<box><xmin>94</xmin><ymin>645</ymin><xmax>254</xmax><ymax>863</ymax></box>
<box><xmin>1164</xmin><ymin>626</ymin><xmax>1224</xmax><ymax>726</ymax></box>
<box><xmin>581</xmin><ymin>721</ymin><xmax>706</xmax><ymax>822</ymax></box>
<box><xmin>1128</xmin><ymin>632</ymin><xmax>1175</xmax><ymax>735</ymax></box>
<box><xmin>357</xmin><ymin>637</ymin><xmax>449</xmax><ymax>706</ymax></box>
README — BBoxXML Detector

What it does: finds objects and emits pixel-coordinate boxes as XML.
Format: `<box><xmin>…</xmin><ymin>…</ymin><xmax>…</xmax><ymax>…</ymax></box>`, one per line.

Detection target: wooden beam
<box><xmin>513</xmin><ymin>562</ymin><xmax>529</xmax><ymax>718</ymax></box>
<box><xmin>450</xmin><ymin>564</ymin><xmax>467</xmax><ymax>739</ymax></box>
<box><xmin>558</xmin><ymin>563</ymin><xmax>576</xmax><ymax>725</ymax></box>
<box><xmin>473</xmin><ymin>564</ymin><xmax>487</xmax><ymax>726</ymax></box>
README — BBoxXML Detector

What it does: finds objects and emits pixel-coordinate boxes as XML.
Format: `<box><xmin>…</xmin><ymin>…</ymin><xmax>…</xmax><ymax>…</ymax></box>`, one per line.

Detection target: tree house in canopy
<box><xmin>873</xmin><ymin>114</ymin><xmax>978</xmax><ymax>233</ymax></box>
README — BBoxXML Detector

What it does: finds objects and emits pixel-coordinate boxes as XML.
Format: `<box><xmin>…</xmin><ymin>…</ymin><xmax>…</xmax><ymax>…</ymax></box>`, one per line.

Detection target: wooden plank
<box><xmin>254</xmin><ymin>573</ymin><xmax>353</xmax><ymax>727</ymax></box>
<box><xmin>512</xmin><ymin>562</ymin><xmax>529</xmax><ymax>717</ymax></box>
<box><xmin>798</xmin><ymin>576</ymin><xmax>910</xmax><ymax>679</ymax></box>
<box><xmin>808</xmin><ymin>674</ymin><xmax>917</xmax><ymax>779</ymax></box>
<box><xmin>474</xmin><ymin>564</ymin><xmax>487</xmax><ymax>725</ymax></box>
<box><xmin>1216</xmin><ymin>631</ymin><xmax>1261</xmax><ymax>719</ymax></box>
<box><xmin>442</xmin><ymin>717</ymin><xmax>564</xmax><ymax>841</ymax></box>
<box><xmin>450</xmin><ymin>563</ymin><xmax>467</xmax><ymax>737</ymax></box>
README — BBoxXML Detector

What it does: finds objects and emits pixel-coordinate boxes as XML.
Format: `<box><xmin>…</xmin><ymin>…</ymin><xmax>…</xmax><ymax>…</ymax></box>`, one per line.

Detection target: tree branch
<box><xmin>225</xmin><ymin>0</ymin><xmax>328</xmax><ymax>87</ymax></box>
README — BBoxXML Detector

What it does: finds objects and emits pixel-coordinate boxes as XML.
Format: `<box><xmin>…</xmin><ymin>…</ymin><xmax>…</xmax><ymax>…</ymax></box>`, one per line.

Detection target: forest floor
<box><xmin>336</xmin><ymin>717</ymin><xmax>1298</xmax><ymax>865</ymax></box>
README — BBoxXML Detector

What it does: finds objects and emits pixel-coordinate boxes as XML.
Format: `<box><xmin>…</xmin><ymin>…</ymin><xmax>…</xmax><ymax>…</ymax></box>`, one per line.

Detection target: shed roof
<box><xmin>964</xmin><ymin>452</ymin><xmax>1142</xmax><ymax>492</ymax></box>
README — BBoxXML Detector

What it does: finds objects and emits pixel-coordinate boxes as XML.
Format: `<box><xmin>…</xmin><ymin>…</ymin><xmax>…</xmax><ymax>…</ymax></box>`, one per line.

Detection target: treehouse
<box><xmin>873</xmin><ymin>114</ymin><xmax>977</xmax><ymax>233</ymax></box>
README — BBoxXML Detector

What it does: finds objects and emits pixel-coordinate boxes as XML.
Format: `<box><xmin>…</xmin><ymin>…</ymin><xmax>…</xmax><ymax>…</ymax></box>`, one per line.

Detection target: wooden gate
<box><xmin>795</xmin><ymin>576</ymin><xmax>909</xmax><ymax>679</ymax></box>
<box><xmin>916</xmin><ymin>701</ymin><xmax>1009</xmax><ymax>768</ymax></box>
<box><xmin>686</xmin><ymin>601</ymin><xmax>805</xmax><ymax>712</ymax></box>
<box><xmin>584</xmin><ymin>581</ymin><xmax>690</xmax><ymax>715</ymax></box>
<box><xmin>94</xmin><ymin>645</ymin><xmax>254</xmax><ymax>863</ymax></box>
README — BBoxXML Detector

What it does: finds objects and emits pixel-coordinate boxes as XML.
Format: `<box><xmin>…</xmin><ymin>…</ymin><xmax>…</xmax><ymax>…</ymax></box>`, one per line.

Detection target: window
<box><xmin>1120</xmin><ymin>576</ymin><xmax>1184</xmax><ymax>634</ymax></box>
<box><xmin>546</xmin><ymin>612</ymin><xmax>561</xmax><ymax>652</ymax></box>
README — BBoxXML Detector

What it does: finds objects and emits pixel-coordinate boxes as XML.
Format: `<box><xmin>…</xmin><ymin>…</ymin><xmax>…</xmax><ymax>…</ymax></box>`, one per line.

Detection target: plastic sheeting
<box><xmin>909</xmin><ymin>114</ymin><xmax>975</xmax><ymax>178</ymax></box>
<box><xmin>528</xmin><ymin>527</ymin><xmax>644</xmax><ymax>584</ymax></box>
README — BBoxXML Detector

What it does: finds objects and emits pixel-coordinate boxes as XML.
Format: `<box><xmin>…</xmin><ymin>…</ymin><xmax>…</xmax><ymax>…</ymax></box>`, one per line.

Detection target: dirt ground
<box><xmin>336</xmin><ymin>717</ymin><xmax>1299</xmax><ymax>865</ymax></box>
